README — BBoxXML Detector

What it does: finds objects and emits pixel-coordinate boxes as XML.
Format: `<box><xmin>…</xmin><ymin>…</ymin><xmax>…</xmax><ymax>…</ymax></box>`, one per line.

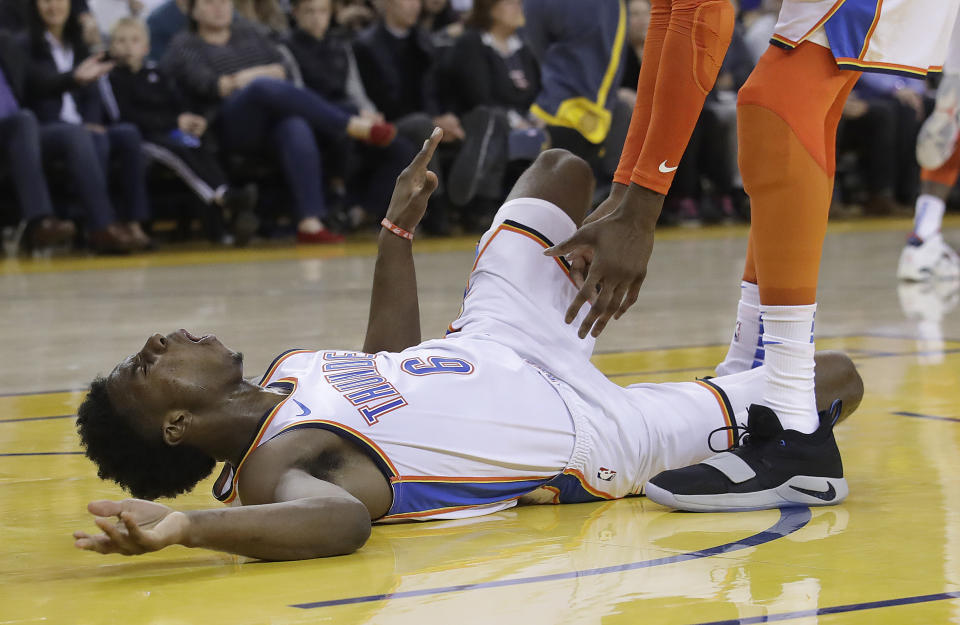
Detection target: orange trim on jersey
<box><xmin>801</xmin><ymin>0</ymin><xmax>847</xmax><ymax>43</ymax></box>
<box><xmin>380</xmin><ymin>496</ymin><xmax>525</xmax><ymax>521</ymax></box>
<box><xmin>770</xmin><ymin>34</ymin><xmax>800</xmax><ymax>48</ymax></box>
<box><xmin>542</xmin><ymin>485</ymin><xmax>562</xmax><ymax>504</ymax></box>
<box><xmin>277</xmin><ymin>418</ymin><xmax>400</xmax><ymax>477</ymax></box>
<box><xmin>221</xmin><ymin>377</ymin><xmax>300</xmax><ymax>504</ymax></box>
<box><xmin>858</xmin><ymin>0</ymin><xmax>883</xmax><ymax>61</ymax></box>
<box><xmin>259</xmin><ymin>350</ymin><xmax>315</xmax><ymax>386</ymax></box>
<box><xmin>473</xmin><ymin>223</ymin><xmax>574</xmax><ymax>284</ymax></box>
<box><xmin>696</xmin><ymin>379</ymin><xmax>736</xmax><ymax>449</ymax></box>
<box><xmin>833</xmin><ymin>58</ymin><xmax>942</xmax><ymax>76</ymax></box>
<box><xmin>561</xmin><ymin>468</ymin><xmax>616</xmax><ymax>500</ymax></box>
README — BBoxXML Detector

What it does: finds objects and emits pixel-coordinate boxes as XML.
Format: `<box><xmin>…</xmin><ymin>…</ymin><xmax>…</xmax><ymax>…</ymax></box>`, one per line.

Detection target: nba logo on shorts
<box><xmin>734</xmin><ymin>321</ymin><xmax>742</xmax><ymax>343</ymax></box>
<box><xmin>597</xmin><ymin>467</ymin><xmax>616</xmax><ymax>481</ymax></box>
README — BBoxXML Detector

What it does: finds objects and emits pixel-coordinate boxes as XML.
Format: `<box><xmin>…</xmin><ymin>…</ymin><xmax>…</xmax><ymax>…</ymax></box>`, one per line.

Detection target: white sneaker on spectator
<box><xmin>897</xmin><ymin>234</ymin><xmax>960</xmax><ymax>281</ymax></box>
<box><xmin>916</xmin><ymin>74</ymin><xmax>960</xmax><ymax>170</ymax></box>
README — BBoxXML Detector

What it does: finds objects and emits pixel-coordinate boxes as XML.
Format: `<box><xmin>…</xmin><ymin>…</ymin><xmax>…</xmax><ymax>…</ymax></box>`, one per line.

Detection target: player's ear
<box><xmin>162</xmin><ymin>411</ymin><xmax>191</xmax><ymax>446</ymax></box>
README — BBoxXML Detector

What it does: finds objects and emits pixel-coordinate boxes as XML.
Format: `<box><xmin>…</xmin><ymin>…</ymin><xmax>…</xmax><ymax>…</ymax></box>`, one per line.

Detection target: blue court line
<box><xmin>893</xmin><ymin>411</ymin><xmax>960</xmax><ymax>424</ymax></box>
<box><xmin>0</xmin><ymin>451</ymin><xmax>83</xmax><ymax>457</ymax></box>
<box><xmin>290</xmin><ymin>507</ymin><xmax>811</xmax><ymax>610</ymax></box>
<box><xmin>0</xmin><ymin>414</ymin><xmax>74</xmax><ymax>423</ymax></box>
<box><xmin>687</xmin><ymin>590</ymin><xmax>960</xmax><ymax>625</ymax></box>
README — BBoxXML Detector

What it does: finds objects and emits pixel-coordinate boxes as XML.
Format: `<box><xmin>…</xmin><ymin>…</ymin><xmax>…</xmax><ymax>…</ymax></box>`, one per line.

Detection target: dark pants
<box><xmin>672</xmin><ymin>107</ymin><xmax>732</xmax><ymax>199</ymax></box>
<box><xmin>839</xmin><ymin>96</ymin><xmax>922</xmax><ymax>202</ymax></box>
<box><xmin>38</xmin><ymin>122</ymin><xmax>117</xmax><ymax>231</ymax></box>
<box><xmin>146</xmin><ymin>133</ymin><xmax>228</xmax><ymax>200</ymax></box>
<box><xmin>348</xmin><ymin>137</ymin><xmax>418</xmax><ymax>216</ymax></box>
<box><xmin>90</xmin><ymin>123</ymin><xmax>150</xmax><ymax>222</ymax></box>
<box><xmin>218</xmin><ymin>78</ymin><xmax>352</xmax><ymax>220</ymax></box>
<box><xmin>0</xmin><ymin>110</ymin><xmax>54</xmax><ymax>223</ymax></box>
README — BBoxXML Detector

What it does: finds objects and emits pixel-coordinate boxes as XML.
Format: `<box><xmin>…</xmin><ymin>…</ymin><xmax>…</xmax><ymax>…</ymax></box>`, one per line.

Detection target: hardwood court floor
<box><xmin>1</xmin><ymin>216</ymin><xmax>959</xmax><ymax>625</ymax></box>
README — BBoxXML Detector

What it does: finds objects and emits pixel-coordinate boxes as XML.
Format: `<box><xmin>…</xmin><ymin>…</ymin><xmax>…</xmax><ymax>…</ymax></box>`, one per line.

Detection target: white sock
<box><xmin>760</xmin><ymin>304</ymin><xmax>819</xmax><ymax>434</ymax></box>
<box><xmin>716</xmin><ymin>282</ymin><xmax>763</xmax><ymax>376</ymax></box>
<box><xmin>913</xmin><ymin>194</ymin><xmax>946</xmax><ymax>242</ymax></box>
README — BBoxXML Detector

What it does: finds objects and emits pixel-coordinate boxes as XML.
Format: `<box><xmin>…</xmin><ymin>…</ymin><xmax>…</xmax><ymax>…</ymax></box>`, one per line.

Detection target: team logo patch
<box><xmin>597</xmin><ymin>467</ymin><xmax>617</xmax><ymax>482</ymax></box>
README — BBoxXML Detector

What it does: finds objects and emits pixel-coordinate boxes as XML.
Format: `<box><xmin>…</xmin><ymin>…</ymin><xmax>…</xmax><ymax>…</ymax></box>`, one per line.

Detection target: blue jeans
<box><xmin>0</xmin><ymin>110</ymin><xmax>54</xmax><ymax>223</ymax></box>
<box><xmin>219</xmin><ymin>78</ymin><xmax>352</xmax><ymax>220</ymax></box>
<box><xmin>90</xmin><ymin>123</ymin><xmax>150</xmax><ymax>223</ymax></box>
<box><xmin>39</xmin><ymin>122</ymin><xmax>117</xmax><ymax>231</ymax></box>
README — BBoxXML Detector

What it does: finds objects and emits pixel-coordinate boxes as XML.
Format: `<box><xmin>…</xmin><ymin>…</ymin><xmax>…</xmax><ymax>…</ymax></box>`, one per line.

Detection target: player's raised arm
<box><xmin>362</xmin><ymin>128</ymin><xmax>442</xmax><ymax>354</ymax></box>
<box><xmin>73</xmin><ymin>472</ymin><xmax>371</xmax><ymax>561</ymax></box>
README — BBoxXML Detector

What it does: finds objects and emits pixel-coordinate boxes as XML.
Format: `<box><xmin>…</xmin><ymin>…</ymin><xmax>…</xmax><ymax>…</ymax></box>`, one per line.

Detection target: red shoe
<box><xmin>296</xmin><ymin>228</ymin><xmax>345</xmax><ymax>244</ymax></box>
<box><xmin>365</xmin><ymin>122</ymin><xmax>397</xmax><ymax>147</ymax></box>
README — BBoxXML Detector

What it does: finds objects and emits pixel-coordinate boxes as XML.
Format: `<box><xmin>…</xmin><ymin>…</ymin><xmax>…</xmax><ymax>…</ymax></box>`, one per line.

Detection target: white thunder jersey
<box><xmin>213</xmin><ymin>197</ymin><xmax>747</xmax><ymax>522</ymax></box>
<box><xmin>772</xmin><ymin>0</ymin><xmax>960</xmax><ymax>77</ymax></box>
<box><xmin>212</xmin><ymin>339</ymin><xmax>615</xmax><ymax>521</ymax></box>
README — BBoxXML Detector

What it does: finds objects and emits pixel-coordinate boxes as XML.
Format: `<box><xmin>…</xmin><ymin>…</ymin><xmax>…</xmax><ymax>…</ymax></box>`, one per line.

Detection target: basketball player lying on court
<box><xmin>73</xmin><ymin>129</ymin><xmax>863</xmax><ymax>561</ymax></box>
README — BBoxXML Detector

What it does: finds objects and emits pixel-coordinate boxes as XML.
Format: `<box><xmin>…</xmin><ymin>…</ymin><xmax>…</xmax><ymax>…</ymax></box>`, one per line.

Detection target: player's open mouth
<box><xmin>180</xmin><ymin>329</ymin><xmax>212</xmax><ymax>343</ymax></box>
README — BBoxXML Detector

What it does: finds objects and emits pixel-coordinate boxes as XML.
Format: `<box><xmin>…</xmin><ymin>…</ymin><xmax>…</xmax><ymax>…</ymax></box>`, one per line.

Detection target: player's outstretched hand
<box><xmin>74</xmin><ymin>499</ymin><xmax>189</xmax><ymax>556</ymax></box>
<box><xmin>545</xmin><ymin>185</ymin><xmax>659</xmax><ymax>339</ymax></box>
<box><xmin>384</xmin><ymin>127</ymin><xmax>443</xmax><ymax>234</ymax></box>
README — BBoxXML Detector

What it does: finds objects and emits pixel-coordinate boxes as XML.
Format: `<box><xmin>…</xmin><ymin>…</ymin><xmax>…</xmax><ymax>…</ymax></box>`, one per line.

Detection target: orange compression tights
<box><xmin>738</xmin><ymin>42</ymin><xmax>860</xmax><ymax>305</ymax></box>
<box><xmin>613</xmin><ymin>0</ymin><xmax>734</xmax><ymax>195</ymax></box>
<box><xmin>921</xmin><ymin>141</ymin><xmax>960</xmax><ymax>187</ymax></box>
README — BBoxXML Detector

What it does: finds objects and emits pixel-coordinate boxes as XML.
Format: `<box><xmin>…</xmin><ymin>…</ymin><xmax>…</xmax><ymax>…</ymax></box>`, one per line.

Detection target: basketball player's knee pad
<box><xmin>673</xmin><ymin>0</ymin><xmax>735</xmax><ymax>93</ymax></box>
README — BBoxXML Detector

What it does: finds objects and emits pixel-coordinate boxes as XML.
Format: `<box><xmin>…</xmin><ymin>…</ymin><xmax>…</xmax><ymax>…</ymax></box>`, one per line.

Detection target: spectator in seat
<box><xmin>444</xmin><ymin>0</ymin><xmax>544</xmax><ymax>222</ymax></box>
<box><xmin>163</xmin><ymin>0</ymin><xmax>397</xmax><ymax>244</ymax></box>
<box><xmin>332</xmin><ymin>0</ymin><xmax>375</xmax><ymax>34</ymax></box>
<box><xmin>145</xmin><ymin>0</ymin><xmax>188</xmax><ymax>62</ymax></box>
<box><xmin>354</xmin><ymin>0</ymin><xmax>479</xmax><ymax>231</ymax></box>
<box><xmin>234</xmin><ymin>0</ymin><xmax>289</xmax><ymax>36</ymax></box>
<box><xmin>21</xmin><ymin>0</ymin><xmax>151</xmax><ymax>252</ymax></box>
<box><xmin>839</xmin><ymin>73</ymin><xmax>927</xmax><ymax>216</ymax></box>
<box><xmin>0</xmin><ymin>29</ymin><xmax>76</xmax><ymax>252</ymax></box>
<box><xmin>286</xmin><ymin>0</ymin><xmax>417</xmax><ymax>226</ymax></box>
<box><xmin>108</xmin><ymin>17</ymin><xmax>259</xmax><ymax>245</ymax></box>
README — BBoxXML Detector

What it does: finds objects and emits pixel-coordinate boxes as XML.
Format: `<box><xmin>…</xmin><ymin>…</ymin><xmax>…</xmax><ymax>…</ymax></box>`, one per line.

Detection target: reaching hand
<box><xmin>73</xmin><ymin>54</ymin><xmax>114</xmax><ymax>85</ymax></box>
<box><xmin>544</xmin><ymin>184</ymin><xmax>661</xmax><ymax>338</ymax></box>
<box><xmin>383</xmin><ymin>128</ymin><xmax>443</xmax><ymax>233</ymax></box>
<box><xmin>73</xmin><ymin>499</ymin><xmax>189</xmax><ymax>556</ymax></box>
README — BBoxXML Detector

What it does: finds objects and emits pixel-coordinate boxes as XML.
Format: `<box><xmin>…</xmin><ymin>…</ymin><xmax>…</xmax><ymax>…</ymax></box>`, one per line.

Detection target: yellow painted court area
<box><xmin>1</xmin><ymin>219</ymin><xmax>959</xmax><ymax>624</ymax></box>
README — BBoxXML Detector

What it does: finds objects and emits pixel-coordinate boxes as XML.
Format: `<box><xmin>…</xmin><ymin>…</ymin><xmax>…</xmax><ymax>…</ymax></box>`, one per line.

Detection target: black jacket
<box><xmin>109</xmin><ymin>61</ymin><xmax>188</xmax><ymax>138</ymax></box>
<box><xmin>445</xmin><ymin>28</ymin><xmax>540</xmax><ymax>117</ymax></box>
<box><xmin>0</xmin><ymin>30</ymin><xmax>79</xmax><ymax>107</ymax></box>
<box><xmin>18</xmin><ymin>31</ymin><xmax>103</xmax><ymax>123</ymax></box>
<box><xmin>352</xmin><ymin>22</ymin><xmax>440</xmax><ymax>121</ymax></box>
<box><xmin>285</xmin><ymin>28</ymin><xmax>351</xmax><ymax>109</ymax></box>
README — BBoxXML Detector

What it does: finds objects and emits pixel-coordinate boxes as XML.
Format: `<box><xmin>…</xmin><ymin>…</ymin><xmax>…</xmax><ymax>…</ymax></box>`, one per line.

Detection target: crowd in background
<box><xmin>0</xmin><ymin>0</ymin><xmax>945</xmax><ymax>255</ymax></box>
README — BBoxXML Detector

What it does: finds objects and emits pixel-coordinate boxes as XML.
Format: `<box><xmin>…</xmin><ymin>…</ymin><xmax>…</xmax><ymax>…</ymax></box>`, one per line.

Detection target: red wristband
<box><xmin>381</xmin><ymin>218</ymin><xmax>415</xmax><ymax>241</ymax></box>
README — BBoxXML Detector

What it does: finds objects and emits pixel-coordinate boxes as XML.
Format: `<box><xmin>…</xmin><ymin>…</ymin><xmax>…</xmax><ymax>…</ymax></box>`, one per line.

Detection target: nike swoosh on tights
<box><xmin>658</xmin><ymin>160</ymin><xmax>678</xmax><ymax>173</ymax></box>
<box><xmin>789</xmin><ymin>483</ymin><xmax>836</xmax><ymax>501</ymax></box>
<box><xmin>292</xmin><ymin>399</ymin><xmax>312</xmax><ymax>418</ymax></box>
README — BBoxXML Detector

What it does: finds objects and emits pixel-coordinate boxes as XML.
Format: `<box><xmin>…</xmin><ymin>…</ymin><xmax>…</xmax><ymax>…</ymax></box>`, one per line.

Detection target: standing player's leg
<box><xmin>646</xmin><ymin>42</ymin><xmax>860</xmax><ymax>511</ymax></box>
<box><xmin>898</xmin><ymin>142</ymin><xmax>960</xmax><ymax>281</ymax></box>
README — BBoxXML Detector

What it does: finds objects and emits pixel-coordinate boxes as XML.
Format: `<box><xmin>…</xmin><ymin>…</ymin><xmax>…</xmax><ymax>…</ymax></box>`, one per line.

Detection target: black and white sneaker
<box><xmin>644</xmin><ymin>401</ymin><xmax>848</xmax><ymax>512</ymax></box>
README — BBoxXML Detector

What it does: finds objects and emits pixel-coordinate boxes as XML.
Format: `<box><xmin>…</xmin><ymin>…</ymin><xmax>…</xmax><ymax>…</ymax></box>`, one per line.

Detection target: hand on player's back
<box><xmin>545</xmin><ymin>183</ymin><xmax>662</xmax><ymax>339</ymax></box>
<box><xmin>384</xmin><ymin>127</ymin><xmax>443</xmax><ymax>233</ymax></box>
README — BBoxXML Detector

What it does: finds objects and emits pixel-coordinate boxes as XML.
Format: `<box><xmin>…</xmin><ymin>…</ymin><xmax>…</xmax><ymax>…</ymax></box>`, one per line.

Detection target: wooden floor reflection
<box><xmin>2</xmin><ymin>216</ymin><xmax>959</xmax><ymax>624</ymax></box>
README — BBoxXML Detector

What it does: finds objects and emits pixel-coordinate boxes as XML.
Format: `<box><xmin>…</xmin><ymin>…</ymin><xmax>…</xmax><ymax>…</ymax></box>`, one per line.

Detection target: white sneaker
<box><xmin>917</xmin><ymin>74</ymin><xmax>960</xmax><ymax>170</ymax></box>
<box><xmin>897</xmin><ymin>235</ymin><xmax>960</xmax><ymax>281</ymax></box>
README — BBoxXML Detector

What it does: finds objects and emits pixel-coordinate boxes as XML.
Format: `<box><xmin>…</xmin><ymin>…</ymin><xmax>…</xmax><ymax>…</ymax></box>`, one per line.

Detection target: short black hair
<box><xmin>76</xmin><ymin>377</ymin><xmax>216</xmax><ymax>500</ymax></box>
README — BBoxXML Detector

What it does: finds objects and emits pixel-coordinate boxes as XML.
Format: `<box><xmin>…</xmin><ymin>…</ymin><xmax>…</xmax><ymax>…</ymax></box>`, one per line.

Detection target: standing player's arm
<box><xmin>73</xmin><ymin>471</ymin><xmax>371</xmax><ymax>561</ymax></box>
<box><xmin>362</xmin><ymin>128</ymin><xmax>443</xmax><ymax>354</ymax></box>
